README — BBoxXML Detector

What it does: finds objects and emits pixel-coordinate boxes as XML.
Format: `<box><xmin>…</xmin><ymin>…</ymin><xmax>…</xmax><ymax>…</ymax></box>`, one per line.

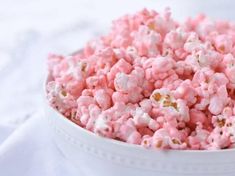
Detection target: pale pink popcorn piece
<box><xmin>112</xmin><ymin>92</ymin><xmax>129</xmax><ymax>104</ymax></box>
<box><xmin>196</xmin><ymin>17</ymin><xmax>216</xmax><ymax>39</ymax></box>
<box><xmin>94</xmin><ymin>89</ymin><xmax>112</xmax><ymax>110</ymax></box>
<box><xmin>127</xmin><ymin>88</ymin><xmax>143</xmax><ymax>103</ymax></box>
<box><xmin>174</xmin><ymin>80</ymin><xmax>197</xmax><ymax>106</ymax></box>
<box><xmin>132</xmin><ymin>25</ymin><xmax>162</xmax><ymax>56</ymax></box>
<box><xmin>223</xmin><ymin>54</ymin><xmax>235</xmax><ymax>86</ymax></box>
<box><xmin>132</xmin><ymin>107</ymin><xmax>152</xmax><ymax>127</ymax></box>
<box><xmin>117</xmin><ymin>119</ymin><xmax>141</xmax><ymax>144</ymax></box>
<box><xmin>214</xmin><ymin>34</ymin><xmax>233</xmax><ymax>54</ymax></box>
<box><xmin>80</xmin><ymin>113</ymin><xmax>90</xmax><ymax>126</ymax></box>
<box><xmin>114</xmin><ymin>72</ymin><xmax>138</xmax><ymax>93</ymax></box>
<box><xmin>139</xmin><ymin>99</ymin><xmax>152</xmax><ymax>113</ymax></box>
<box><xmin>176</xmin><ymin>99</ymin><xmax>190</xmax><ymax>122</ymax></box>
<box><xmin>131</xmin><ymin>107</ymin><xmax>159</xmax><ymax>131</ymax></box>
<box><xmin>77</xmin><ymin>95</ymin><xmax>96</xmax><ymax>107</ymax></box>
<box><xmin>151</xmin><ymin>56</ymin><xmax>174</xmax><ymax>75</ymax></box>
<box><xmin>184</xmin><ymin>32</ymin><xmax>203</xmax><ymax>53</ymax></box>
<box><xmin>107</xmin><ymin>58</ymin><xmax>132</xmax><ymax>80</ymax></box>
<box><xmin>208</xmin><ymin>127</ymin><xmax>231</xmax><ymax>150</ymax></box>
<box><xmin>94</xmin><ymin>113</ymin><xmax>113</xmax><ymax>138</ymax></box>
<box><xmin>141</xmin><ymin>135</ymin><xmax>152</xmax><ymax>148</ymax></box>
<box><xmin>208</xmin><ymin>85</ymin><xmax>228</xmax><ymax>115</ymax></box>
<box><xmin>209</xmin><ymin>95</ymin><xmax>225</xmax><ymax>115</ymax></box>
<box><xmin>225</xmin><ymin>67</ymin><xmax>235</xmax><ymax>85</ymax></box>
<box><xmin>189</xmin><ymin>109</ymin><xmax>207</xmax><ymax>128</ymax></box>
<box><xmin>47</xmin><ymin>82</ymin><xmax>77</xmax><ymax>111</ymax></box>
<box><xmin>164</xmin><ymin>28</ymin><xmax>187</xmax><ymax>49</ymax></box>
<box><xmin>188</xmin><ymin>124</ymin><xmax>210</xmax><ymax>150</ymax></box>
<box><xmin>152</xmin><ymin>129</ymin><xmax>171</xmax><ymax>149</ymax></box>
<box><xmin>150</xmin><ymin>88</ymin><xmax>190</xmax><ymax>122</ymax></box>
<box><xmin>86</xmin><ymin>104</ymin><xmax>101</xmax><ymax>130</ymax></box>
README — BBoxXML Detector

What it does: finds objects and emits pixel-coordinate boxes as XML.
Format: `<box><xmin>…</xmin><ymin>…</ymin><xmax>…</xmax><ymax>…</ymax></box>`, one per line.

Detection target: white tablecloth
<box><xmin>0</xmin><ymin>0</ymin><xmax>234</xmax><ymax>175</ymax></box>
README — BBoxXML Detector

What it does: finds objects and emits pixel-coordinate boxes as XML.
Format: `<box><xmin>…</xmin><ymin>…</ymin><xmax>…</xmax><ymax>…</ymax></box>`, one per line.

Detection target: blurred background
<box><xmin>0</xmin><ymin>0</ymin><xmax>234</xmax><ymax>152</ymax></box>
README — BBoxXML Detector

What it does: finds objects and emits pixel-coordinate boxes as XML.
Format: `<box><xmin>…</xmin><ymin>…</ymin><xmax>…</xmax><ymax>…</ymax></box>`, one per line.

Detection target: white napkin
<box><xmin>0</xmin><ymin>110</ymin><xmax>84</xmax><ymax>176</ymax></box>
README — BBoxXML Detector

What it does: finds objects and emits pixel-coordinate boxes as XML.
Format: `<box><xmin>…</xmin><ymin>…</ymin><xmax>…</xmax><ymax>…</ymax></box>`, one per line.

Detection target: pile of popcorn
<box><xmin>47</xmin><ymin>8</ymin><xmax>235</xmax><ymax>150</ymax></box>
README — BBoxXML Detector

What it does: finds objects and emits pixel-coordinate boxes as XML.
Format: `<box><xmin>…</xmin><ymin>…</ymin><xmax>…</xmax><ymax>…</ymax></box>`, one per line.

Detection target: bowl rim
<box><xmin>44</xmin><ymin>73</ymin><xmax>235</xmax><ymax>154</ymax></box>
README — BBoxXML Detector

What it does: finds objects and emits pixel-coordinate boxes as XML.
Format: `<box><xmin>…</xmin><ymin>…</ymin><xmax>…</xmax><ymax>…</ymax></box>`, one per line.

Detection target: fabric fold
<box><xmin>0</xmin><ymin>111</ymin><xmax>84</xmax><ymax>176</ymax></box>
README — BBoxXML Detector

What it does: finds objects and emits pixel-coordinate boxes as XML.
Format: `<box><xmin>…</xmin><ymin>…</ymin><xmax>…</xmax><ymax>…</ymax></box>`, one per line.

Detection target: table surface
<box><xmin>0</xmin><ymin>0</ymin><xmax>234</xmax><ymax>175</ymax></box>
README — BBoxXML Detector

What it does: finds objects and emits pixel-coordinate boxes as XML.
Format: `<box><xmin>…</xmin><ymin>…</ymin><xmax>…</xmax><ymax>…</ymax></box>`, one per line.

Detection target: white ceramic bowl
<box><xmin>44</xmin><ymin>75</ymin><xmax>235</xmax><ymax>176</ymax></box>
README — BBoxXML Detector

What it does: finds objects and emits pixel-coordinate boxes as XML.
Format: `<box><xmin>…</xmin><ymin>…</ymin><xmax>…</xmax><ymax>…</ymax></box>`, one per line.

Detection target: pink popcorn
<box><xmin>223</xmin><ymin>54</ymin><xmax>235</xmax><ymax>87</ymax></box>
<box><xmin>47</xmin><ymin>81</ymin><xmax>77</xmax><ymax>116</ymax></box>
<box><xmin>139</xmin><ymin>99</ymin><xmax>152</xmax><ymax>113</ymax></box>
<box><xmin>80</xmin><ymin>112</ymin><xmax>90</xmax><ymax>126</ymax></box>
<box><xmin>141</xmin><ymin>135</ymin><xmax>152</xmax><ymax>148</ymax></box>
<box><xmin>131</xmin><ymin>107</ymin><xmax>159</xmax><ymax>131</ymax></box>
<box><xmin>114</xmin><ymin>72</ymin><xmax>138</xmax><ymax>93</ymax></box>
<box><xmin>108</xmin><ymin>102</ymin><xmax>135</xmax><ymax>121</ymax></box>
<box><xmin>132</xmin><ymin>25</ymin><xmax>162</xmax><ymax>57</ymax></box>
<box><xmin>196</xmin><ymin>17</ymin><xmax>216</xmax><ymax>39</ymax></box>
<box><xmin>152</xmin><ymin>129</ymin><xmax>171</xmax><ymax>149</ymax></box>
<box><xmin>117</xmin><ymin>119</ymin><xmax>141</xmax><ymax>144</ymax></box>
<box><xmin>184</xmin><ymin>32</ymin><xmax>203</xmax><ymax>53</ymax></box>
<box><xmin>164</xmin><ymin>28</ymin><xmax>188</xmax><ymax>49</ymax></box>
<box><xmin>150</xmin><ymin>88</ymin><xmax>190</xmax><ymax>122</ymax></box>
<box><xmin>112</xmin><ymin>92</ymin><xmax>129</xmax><ymax>104</ymax></box>
<box><xmin>47</xmin><ymin>8</ymin><xmax>235</xmax><ymax>150</ymax></box>
<box><xmin>227</xmin><ymin>72</ymin><xmax>235</xmax><ymax>88</ymax></box>
<box><xmin>94</xmin><ymin>89</ymin><xmax>112</xmax><ymax>110</ymax></box>
<box><xmin>162</xmin><ymin>73</ymin><xmax>181</xmax><ymax>90</ymax></box>
<box><xmin>130</xmin><ymin>67</ymin><xmax>145</xmax><ymax>86</ymax></box>
<box><xmin>151</xmin><ymin>128</ymin><xmax>187</xmax><ymax>150</ymax></box>
<box><xmin>86</xmin><ymin>104</ymin><xmax>101</xmax><ymax>130</ymax></box>
<box><xmin>214</xmin><ymin>34</ymin><xmax>233</xmax><ymax>54</ymax></box>
<box><xmin>188</xmin><ymin>124</ymin><xmax>210</xmax><ymax>150</ymax></box>
<box><xmin>151</xmin><ymin>56</ymin><xmax>174</xmax><ymax>75</ymax></box>
<box><xmin>146</xmin><ymin>8</ymin><xmax>176</xmax><ymax>36</ymax></box>
<box><xmin>132</xmin><ymin>107</ymin><xmax>152</xmax><ymax>126</ymax></box>
<box><xmin>188</xmin><ymin>109</ymin><xmax>207</xmax><ymax>129</ymax></box>
<box><xmin>208</xmin><ymin>95</ymin><xmax>225</xmax><ymax>115</ymax></box>
<box><xmin>174</xmin><ymin>80</ymin><xmax>197</xmax><ymax>106</ymax></box>
<box><xmin>142</xmin><ymin>80</ymin><xmax>155</xmax><ymax>97</ymax></box>
<box><xmin>77</xmin><ymin>95</ymin><xmax>96</xmax><ymax>107</ymax></box>
<box><xmin>93</xmin><ymin>113</ymin><xmax>113</xmax><ymax>138</ymax></box>
<box><xmin>208</xmin><ymin>127</ymin><xmax>231</xmax><ymax>150</ymax></box>
<box><xmin>107</xmin><ymin>58</ymin><xmax>132</xmax><ymax>81</ymax></box>
<box><xmin>175</xmin><ymin>61</ymin><xmax>193</xmax><ymax>77</ymax></box>
<box><xmin>47</xmin><ymin>54</ymin><xmax>64</xmax><ymax>76</ymax></box>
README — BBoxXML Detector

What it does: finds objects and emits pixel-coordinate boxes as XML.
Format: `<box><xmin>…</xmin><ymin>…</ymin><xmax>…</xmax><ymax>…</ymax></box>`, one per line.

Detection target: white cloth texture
<box><xmin>0</xmin><ymin>0</ymin><xmax>234</xmax><ymax>176</ymax></box>
<box><xmin>0</xmin><ymin>112</ymin><xmax>82</xmax><ymax>176</ymax></box>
